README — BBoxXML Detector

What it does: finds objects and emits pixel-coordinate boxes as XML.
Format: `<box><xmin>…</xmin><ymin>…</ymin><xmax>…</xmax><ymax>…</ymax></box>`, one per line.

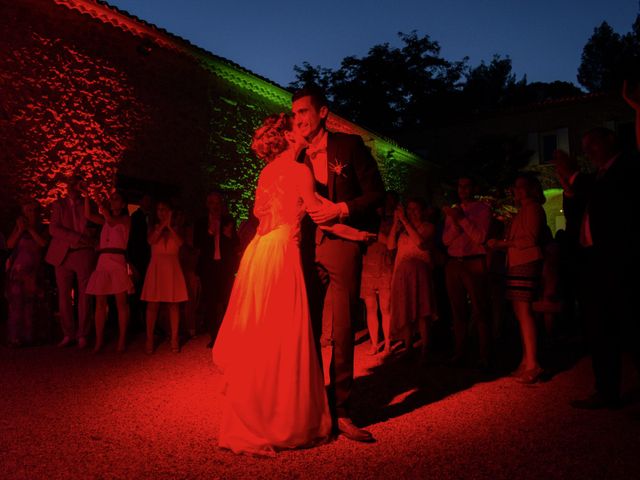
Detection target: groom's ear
<box><xmin>319</xmin><ymin>105</ymin><xmax>329</xmax><ymax>121</ymax></box>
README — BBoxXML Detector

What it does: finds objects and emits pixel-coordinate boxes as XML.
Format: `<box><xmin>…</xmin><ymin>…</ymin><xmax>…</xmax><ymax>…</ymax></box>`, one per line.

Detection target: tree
<box><xmin>578</xmin><ymin>22</ymin><xmax>624</xmax><ymax>92</ymax></box>
<box><xmin>578</xmin><ymin>17</ymin><xmax>640</xmax><ymax>92</ymax></box>
<box><xmin>461</xmin><ymin>55</ymin><xmax>523</xmax><ymax>113</ymax></box>
<box><xmin>289</xmin><ymin>62</ymin><xmax>332</xmax><ymax>94</ymax></box>
<box><xmin>515</xmin><ymin>81</ymin><xmax>583</xmax><ymax>104</ymax></box>
<box><xmin>290</xmin><ymin>31</ymin><xmax>466</xmax><ymax>135</ymax></box>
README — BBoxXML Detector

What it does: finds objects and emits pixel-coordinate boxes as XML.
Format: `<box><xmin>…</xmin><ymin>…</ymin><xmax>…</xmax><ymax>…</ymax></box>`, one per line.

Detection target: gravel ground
<box><xmin>1</xmin><ymin>334</ymin><xmax>639</xmax><ymax>480</ymax></box>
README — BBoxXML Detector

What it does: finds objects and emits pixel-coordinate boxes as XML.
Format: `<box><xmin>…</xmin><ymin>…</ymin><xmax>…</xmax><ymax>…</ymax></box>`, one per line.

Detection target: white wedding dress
<box><xmin>212</xmin><ymin>156</ymin><xmax>332</xmax><ymax>456</ymax></box>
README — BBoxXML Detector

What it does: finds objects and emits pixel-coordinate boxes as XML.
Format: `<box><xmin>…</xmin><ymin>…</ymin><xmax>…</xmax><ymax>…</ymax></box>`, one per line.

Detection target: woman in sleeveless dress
<box><xmin>212</xmin><ymin>114</ymin><xmax>377</xmax><ymax>456</ymax></box>
<box><xmin>387</xmin><ymin>198</ymin><xmax>436</xmax><ymax>362</ymax></box>
<box><xmin>85</xmin><ymin>190</ymin><xmax>133</xmax><ymax>353</ymax></box>
<box><xmin>141</xmin><ymin>200</ymin><xmax>188</xmax><ymax>354</ymax></box>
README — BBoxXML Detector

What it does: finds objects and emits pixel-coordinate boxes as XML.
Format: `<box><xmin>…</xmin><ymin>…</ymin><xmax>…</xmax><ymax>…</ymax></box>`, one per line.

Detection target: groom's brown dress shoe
<box><xmin>337</xmin><ymin>417</ymin><xmax>375</xmax><ymax>443</ymax></box>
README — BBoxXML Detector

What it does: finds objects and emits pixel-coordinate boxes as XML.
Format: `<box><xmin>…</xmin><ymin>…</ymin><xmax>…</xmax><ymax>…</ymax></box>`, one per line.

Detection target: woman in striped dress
<box><xmin>488</xmin><ymin>173</ymin><xmax>548</xmax><ymax>384</ymax></box>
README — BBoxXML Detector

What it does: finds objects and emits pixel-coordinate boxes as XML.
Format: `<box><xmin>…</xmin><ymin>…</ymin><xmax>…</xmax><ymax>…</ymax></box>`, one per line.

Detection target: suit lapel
<box><xmin>327</xmin><ymin>131</ymin><xmax>337</xmax><ymax>201</ymax></box>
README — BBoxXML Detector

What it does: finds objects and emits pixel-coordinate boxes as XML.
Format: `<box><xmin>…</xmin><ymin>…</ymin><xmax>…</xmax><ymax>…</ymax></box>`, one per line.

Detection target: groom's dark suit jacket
<box><xmin>299</xmin><ymin>131</ymin><xmax>385</xmax><ymax>236</ymax></box>
<box><xmin>298</xmin><ymin>130</ymin><xmax>384</xmax><ymax>418</ymax></box>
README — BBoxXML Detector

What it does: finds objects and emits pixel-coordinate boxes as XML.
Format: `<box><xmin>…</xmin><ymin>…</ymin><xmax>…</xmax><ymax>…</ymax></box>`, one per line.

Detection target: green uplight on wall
<box><xmin>543</xmin><ymin>188</ymin><xmax>565</xmax><ymax>235</ymax></box>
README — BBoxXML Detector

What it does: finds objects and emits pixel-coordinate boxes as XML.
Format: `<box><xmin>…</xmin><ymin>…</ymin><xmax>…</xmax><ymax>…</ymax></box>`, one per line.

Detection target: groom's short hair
<box><xmin>292</xmin><ymin>85</ymin><xmax>328</xmax><ymax>111</ymax></box>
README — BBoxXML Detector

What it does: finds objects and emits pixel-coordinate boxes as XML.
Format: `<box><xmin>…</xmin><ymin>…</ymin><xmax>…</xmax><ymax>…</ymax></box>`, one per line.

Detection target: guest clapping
<box><xmin>442</xmin><ymin>177</ymin><xmax>492</xmax><ymax>368</ymax></box>
<box><xmin>141</xmin><ymin>200</ymin><xmax>188</xmax><ymax>353</ymax></box>
<box><xmin>6</xmin><ymin>199</ymin><xmax>48</xmax><ymax>347</ymax></box>
<box><xmin>84</xmin><ymin>189</ymin><xmax>132</xmax><ymax>353</ymax></box>
<box><xmin>45</xmin><ymin>175</ymin><xmax>96</xmax><ymax>349</ymax></box>
<box><xmin>387</xmin><ymin>198</ymin><xmax>436</xmax><ymax>362</ymax></box>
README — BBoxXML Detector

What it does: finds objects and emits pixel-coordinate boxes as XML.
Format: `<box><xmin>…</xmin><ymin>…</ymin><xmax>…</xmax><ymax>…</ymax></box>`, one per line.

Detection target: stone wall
<box><xmin>0</xmin><ymin>0</ymin><xmax>426</xmax><ymax>233</ymax></box>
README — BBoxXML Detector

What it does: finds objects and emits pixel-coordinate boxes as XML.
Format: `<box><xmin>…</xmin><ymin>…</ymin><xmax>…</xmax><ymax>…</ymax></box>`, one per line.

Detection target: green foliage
<box><xmin>291</xmin><ymin>32</ymin><xmax>587</xmax><ymax>137</ymax></box>
<box><xmin>290</xmin><ymin>31</ymin><xmax>466</xmax><ymax>134</ymax></box>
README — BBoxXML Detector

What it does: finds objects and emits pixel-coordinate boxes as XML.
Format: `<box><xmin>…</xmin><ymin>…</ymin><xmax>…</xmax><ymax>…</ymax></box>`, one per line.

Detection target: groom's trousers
<box><xmin>314</xmin><ymin>236</ymin><xmax>363</xmax><ymax>419</ymax></box>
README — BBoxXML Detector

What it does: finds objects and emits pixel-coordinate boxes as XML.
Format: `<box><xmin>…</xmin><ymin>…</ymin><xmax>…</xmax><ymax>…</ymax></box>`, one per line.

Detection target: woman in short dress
<box><xmin>85</xmin><ymin>190</ymin><xmax>132</xmax><ymax>353</ymax></box>
<box><xmin>141</xmin><ymin>200</ymin><xmax>188</xmax><ymax>354</ymax></box>
<box><xmin>488</xmin><ymin>173</ymin><xmax>548</xmax><ymax>384</ymax></box>
<box><xmin>387</xmin><ymin>197</ymin><xmax>436</xmax><ymax>362</ymax></box>
<box><xmin>360</xmin><ymin>192</ymin><xmax>397</xmax><ymax>356</ymax></box>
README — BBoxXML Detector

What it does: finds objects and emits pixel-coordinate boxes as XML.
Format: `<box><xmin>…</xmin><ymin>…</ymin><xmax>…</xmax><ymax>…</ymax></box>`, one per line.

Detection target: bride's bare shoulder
<box><xmin>290</xmin><ymin>161</ymin><xmax>313</xmax><ymax>179</ymax></box>
<box><xmin>257</xmin><ymin>161</ymin><xmax>277</xmax><ymax>181</ymax></box>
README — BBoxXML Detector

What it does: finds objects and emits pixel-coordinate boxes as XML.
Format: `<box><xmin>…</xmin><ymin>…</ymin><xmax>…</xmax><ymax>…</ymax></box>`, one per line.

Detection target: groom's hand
<box><xmin>308</xmin><ymin>196</ymin><xmax>345</xmax><ymax>224</ymax></box>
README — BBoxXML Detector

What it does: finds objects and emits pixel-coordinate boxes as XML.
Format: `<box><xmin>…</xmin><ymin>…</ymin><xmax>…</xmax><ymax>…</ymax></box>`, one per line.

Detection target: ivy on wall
<box><xmin>1</xmin><ymin>0</ymin><xmax>422</xmax><ymax>233</ymax></box>
<box><xmin>0</xmin><ymin>29</ymin><xmax>147</xmax><ymax>208</ymax></box>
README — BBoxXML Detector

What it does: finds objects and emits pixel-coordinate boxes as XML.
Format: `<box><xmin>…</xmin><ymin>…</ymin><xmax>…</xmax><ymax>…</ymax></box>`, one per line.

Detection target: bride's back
<box><xmin>254</xmin><ymin>158</ymin><xmax>304</xmax><ymax>234</ymax></box>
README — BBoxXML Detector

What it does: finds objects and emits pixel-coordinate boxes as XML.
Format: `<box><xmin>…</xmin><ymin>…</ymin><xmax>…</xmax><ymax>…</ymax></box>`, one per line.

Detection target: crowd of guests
<box><xmin>1</xmin><ymin>84</ymin><xmax>638</xmax><ymax>410</ymax></box>
<box><xmin>358</xmin><ymin>83</ymin><xmax>639</xmax><ymax>408</ymax></box>
<box><xmin>1</xmin><ymin>182</ymin><xmax>242</xmax><ymax>355</ymax></box>
<box><xmin>359</xmin><ymin>173</ymin><xmax>551</xmax><ymax>385</ymax></box>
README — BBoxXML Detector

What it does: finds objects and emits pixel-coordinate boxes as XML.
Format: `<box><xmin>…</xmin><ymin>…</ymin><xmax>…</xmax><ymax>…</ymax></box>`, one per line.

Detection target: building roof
<box><xmin>53</xmin><ymin>0</ymin><xmax>426</xmax><ymax>166</ymax></box>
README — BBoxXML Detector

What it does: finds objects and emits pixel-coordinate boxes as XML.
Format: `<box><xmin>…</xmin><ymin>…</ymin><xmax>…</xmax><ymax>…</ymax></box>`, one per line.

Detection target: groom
<box><xmin>292</xmin><ymin>85</ymin><xmax>384</xmax><ymax>442</ymax></box>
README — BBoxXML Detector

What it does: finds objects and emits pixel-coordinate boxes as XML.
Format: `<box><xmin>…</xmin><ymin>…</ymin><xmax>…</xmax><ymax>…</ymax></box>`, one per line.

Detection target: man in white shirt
<box><xmin>442</xmin><ymin>177</ymin><xmax>492</xmax><ymax>368</ymax></box>
<box><xmin>292</xmin><ymin>85</ymin><xmax>384</xmax><ymax>443</ymax></box>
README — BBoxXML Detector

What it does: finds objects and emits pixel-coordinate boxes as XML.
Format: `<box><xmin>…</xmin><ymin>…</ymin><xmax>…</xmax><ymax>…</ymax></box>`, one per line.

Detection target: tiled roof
<box><xmin>54</xmin><ymin>0</ymin><xmax>282</xmax><ymax>89</ymax></box>
<box><xmin>52</xmin><ymin>0</ymin><xmax>426</xmax><ymax>165</ymax></box>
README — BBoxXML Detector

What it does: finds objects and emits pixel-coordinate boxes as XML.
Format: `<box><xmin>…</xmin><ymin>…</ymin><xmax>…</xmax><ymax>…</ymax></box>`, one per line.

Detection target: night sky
<box><xmin>87</xmin><ymin>1</ymin><xmax>639</xmax><ymax>88</ymax></box>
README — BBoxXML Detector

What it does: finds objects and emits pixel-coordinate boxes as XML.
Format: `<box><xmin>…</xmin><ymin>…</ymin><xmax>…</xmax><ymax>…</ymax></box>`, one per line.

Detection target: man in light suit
<box><xmin>45</xmin><ymin>175</ymin><xmax>96</xmax><ymax>348</ymax></box>
<box><xmin>293</xmin><ymin>86</ymin><xmax>384</xmax><ymax>442</ymax></box>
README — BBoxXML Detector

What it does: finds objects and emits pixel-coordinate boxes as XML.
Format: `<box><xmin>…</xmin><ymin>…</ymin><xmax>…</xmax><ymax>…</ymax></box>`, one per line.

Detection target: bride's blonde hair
<box><xmin>251</xmin><ymin>113</ymin><xmax>293</xmax><ymax>163</ymax></box>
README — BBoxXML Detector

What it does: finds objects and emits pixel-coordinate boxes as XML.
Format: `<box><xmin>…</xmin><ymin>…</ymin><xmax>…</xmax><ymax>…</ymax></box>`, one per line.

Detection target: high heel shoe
<box><xmin>366</xmin><ymin>342</ymin><xmax>381</xmax><ymax>356</ymax></box>
<box><xmin>171</xmin><ymin>339</ymin><xmax>180</xmax><ymax>353</ymax></box>
<box><xmin>145</xmin><ymin>338</ymin><xmax>154</xmax><ymax>355</ymax></box>
<box><xmin>516</xmin><ymin>366</ymin><xmax>543</xmax><ymax>384</ymax></box>
<box><xmin>510</xmin><ymin>363</ymin><xmax>526</xmax><ymax>377</ymax></box>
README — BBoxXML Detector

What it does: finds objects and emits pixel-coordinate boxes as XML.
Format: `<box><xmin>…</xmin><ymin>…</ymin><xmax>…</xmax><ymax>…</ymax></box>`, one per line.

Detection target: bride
<box><xmin>212</xmin><ymin>113</ymin><xmax>371</xmax><ymax>456</ymax></box>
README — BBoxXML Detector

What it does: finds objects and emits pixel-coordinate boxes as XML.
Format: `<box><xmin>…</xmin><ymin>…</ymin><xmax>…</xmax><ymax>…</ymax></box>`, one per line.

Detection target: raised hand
<box><xmin>444</xmin><ymin>205</ymin><xmax>463</xmax><ymax>222</ymax></box>
<box><xmin>395</xmin><ymin>205</ymin><xmax>407</xmax><ymax>225</ymax></box>
<box><xmin>623</xmin><ymin>80</ymin><xmax>640</xmax><ymax>150</ymax></box>
<box><xmin>623</xmin><ymin>79</ymin><xmax>640</xmax><ymax>111</ymax></box>
<box><xmin>552</xmin><ymin>149</ymin><xmax>577</xmax><ymax>181</ymax></box>
<box><xmin>77</xmin><ymin>181</ymin><xmax>89</xmax><ymax>195</ymax></box>
<box><xmin>16</xmin><ymin>215</ymin><xmax>27</xmax><ymax>231</ymax></box>
<box><xmin>98</xmin><ymin>200</ymin><xmax>110</xmax><ymax>218</ymax></box>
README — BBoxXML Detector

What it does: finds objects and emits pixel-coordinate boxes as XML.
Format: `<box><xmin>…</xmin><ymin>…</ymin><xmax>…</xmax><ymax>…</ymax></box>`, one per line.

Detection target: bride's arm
<box><xmin>297</xmin><ymin>164</ymin><xmax>322</xmax><ymax>212</ymax></box>
<box><xmin>297</xmin><ymin>164</ymin><xmax>373</xmax><ymax>241</ymax></box>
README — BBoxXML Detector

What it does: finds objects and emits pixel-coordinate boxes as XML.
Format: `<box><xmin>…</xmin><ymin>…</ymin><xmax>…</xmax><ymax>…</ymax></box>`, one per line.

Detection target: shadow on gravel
<box><xmin>351</xmin><ymin>334</ymin><xmax>587</xmax><ymax>428</ymax></box>
<box><xmin>351</xmin><ymin>358</ymin><xmax>500</xmax><ymax>427</ymax></box>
